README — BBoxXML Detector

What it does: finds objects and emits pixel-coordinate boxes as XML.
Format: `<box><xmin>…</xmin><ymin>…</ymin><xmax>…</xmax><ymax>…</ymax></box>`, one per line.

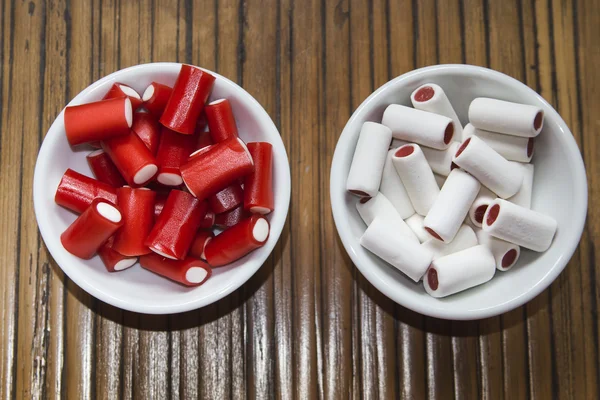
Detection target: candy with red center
<box><xmin>482</xmin><ymin>199</ymin><xmax>557</xmax><ymax>252</ymax></box>
<box><xmin>205</xmin><ymin>99</ymin><xmax>239</xmax><ymax>143</ymax></box>
<box><xmin>86</xmin><ymin>149</ymin><xmax>126</xmax><ymax>187</ymax></box>
<box><xmin>423</xmin><ymin>245</ymin><xmax>496</xmax><ymax>298</ymax></box>
<box><xmin>380</xmin><ymin>149</ymin><xmax>414</xmax><ymax>218</ymax></box>
<box><xmin>507</xmin><ymin>163</ymin><xmax>534</xmax><ymax>209</ymax></box>
<box><xmin>468</xmin><ymin>186</ymin><xmax>496</xmax><ymax>228</ymax></box>
<box><xmin>208</xmin><ymin>183</ymin><xmax>243</xmax><ymax>214</ymax></box>
<box><xmin>421</xmin><ymin>225</ymin><xmax>478</xmax><ymax>260</ymax></box>
<box><xmin>189</xmin><ymin>231</ymin><xmax>214</xmax><ymax>260</ymax></box>
<box><xmin>159</xmin><ymin>65</ymin><xmax>216</xmax><ymax>135</ymax></box>
<box><xmin>55</xmin><ymin>168</ymin><xmax>117</xmax><ymax>214</ymax></box>
<box><xmin>346</xmin><ymin>122</ymin><xmax>392</xmax><ymax>197</ymax></box>
<box><xmin>381</xmin><ymin>104</ymin><xmax>455</xmax><ymax>150</ymax></box>
<box><xmin>103</xmin><ymin>82</ymin><xmax>143</xmax><ymax>110</ymax></box>
<box><xmin>98</xmin><ymin>237</ymin><xmax>138</xmax><ymax>272</ymax></box>
<box><xmin>112</xmin><ymin>187</ymin><xmax>156</xmax><ymax>256</ymax></box>
<box><xmin>155</xmin><ymin>126</ymin><xmax>197</xmax><ymax>186</ymax></box>
<box><xmin>140</xmin><ymin>253</ymin><xmax>212</xmax><ymax>286</ymax></box>
<box><xmin>475</xmin><ymin>229</ymin><xmax>521</xmax><ymax>271</ymax></box>
<box><xmin>142</xmin><ymin>82</ymin><xmax>173</xmax><ymax>117</ymax></box>
<box><xmin>411</xmin><ymin>83</ymin><xmax>464</xmax><ymax>141</ymax></box>
<box><xmin>60</xmin><ymin>199</ymin><xmax>124</xmax><ymax>259</ymax></box>
<box><xmin>101</xmin><ymin>131</ymin><xmax>158</xmax><ymax>186</ymax></box>
<box><xmin>214</xmin><ymin>205</ymin><xmax>250</xmax><ymax>228</ymax></box>
<box><xmin>468</xmin><ymin>97</ymin><xmax>544</xmax><ymax>137</ymax></box>
<box><xmin>131</xmin><ymin>110</ymin><xmax>161</xmax><ymax>155</ymax></box>
<box><xmin>204</xmin><ymin>215</ymin><xmax>270</xmax><ymax>267</ymax></box>
<box><xmin>181</xmin><ymin>137</ymin><xmax>254</xmax><ymax>200</ymax></box>
<box><xmin>144</xmin><ymin>190</ymin><xmax>207</xmax><ymax>260</ymax></box>
<box><xmin>463</xmin><ymin>123</ymin><xmax>534</xmax><ymax>163</ymax></box>
<box><xmin>64</xmin><ymin>97</ymin><xmax>132</xmax><ymax>146</ymax></box>
<box><xmin>243</xmin><ymin>142</ymin><xmax>274</xmax><ymax>214</ymax></box>
<box><xmin>355</xmin><ymin>193</ymin><xmax>419</xmax><ymax>243</ymax></box>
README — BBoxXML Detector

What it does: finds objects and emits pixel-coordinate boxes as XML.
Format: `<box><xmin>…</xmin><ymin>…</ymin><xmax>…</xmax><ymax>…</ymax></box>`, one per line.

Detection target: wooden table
<box><xmin>1</xmin><ymin>0</ymin><xmax>598</xmax><ymax>398</ymax></box>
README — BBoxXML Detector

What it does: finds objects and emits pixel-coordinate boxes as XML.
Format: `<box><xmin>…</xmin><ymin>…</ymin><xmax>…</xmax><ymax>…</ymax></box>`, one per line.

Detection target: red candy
<box><xmin>155</xmin><ymin>126</ymin><xmax>197</xmax><ymax>186</ymax></box>
<box><xmin>207</xmin><ymin>184</ymin><xmax>243</xmax><ymax>214</ymax></box>
<box><xmin>131</xmin><ymin>110</ymin><xmax>161</xmax><ymax>156</ymax></box>
<box><xmin>55</xmin><ymin>169</ymin><xmax>117</xmax><ymax>214</ymax></box>
<box><xmin>140</xmin><ymin>253</ymin><xmax>212</xmax><ymax>287</ymax></box>
<box><xmin>142</xmin><ymin>82</ymin><xmax>173</xmax><ymax>117</ymax></box>
<box><xmin>189</xmin><ymin>230</ymin><xmax>214</xmax><ymax>260</ymax></box>
<box><xmin>244</xmin><ymin>142</ymin><xmax>274</xmax><ymax>214</ymax></box>
<box><xmin>205</xmin><ymin>99</ymin><xmax>238</xmax><ymax>143</ymax></box>
<box><xmin>86</xmin><ymin>149</ymin><xmax>126</xmax><ymax>187</ymax></box>
<box><xmin>98</xmin><ymin>237</ymin><xmax>138</xmax><ymax>272</ymax></box>
<box><xmin>101</xmin><ymin>131</ymin><xmax>158</xmax><ymax>187</ymax></box>
<box><xmin>112</xmin><ymin>187</ymin><xmax>156</xmax><ymax>256</ymax></box>
<box><xmin>103</xmin><ymin>82</ymin><xmax>143</xmax><ymax>110</ymax></box>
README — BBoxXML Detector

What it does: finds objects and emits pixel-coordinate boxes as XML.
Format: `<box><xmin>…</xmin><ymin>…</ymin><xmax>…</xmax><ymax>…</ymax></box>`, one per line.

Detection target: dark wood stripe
<box><xmin>116</xmin><ymin>0</ymin><xmax>120</xmax><ymax>68</ymax></box>
<box><xmin>0</xmin><ymin>0</ymin><xmax>5</xmax><ymax>154</ymax></box>
<box><xmin>185</xmin><ymin>0</ymin><xmax>192</xmax><ymax>64</ymax></box>
<box><xmin>483</xmin><ymin>0</ymin><xmax>490</xmax><ymax>67</ymax></box>
<box><xmin>531</xmin><ymin>0</ymin><xmax>541</xmax><ymax>93</ymax></box>
<box><xmin>368</xmin><ymin>0</ymin><xmax>374</xmax><ymax>90</ymax></box>
<box><xmin>434</xmin><ymin>0</ymin><xmax>440</xmax><ymax>63</ymax></box>
<box><xmin>412</xmin><ymin>0</ymin><xmax>418</xmax><ymax>68</ymax></box>
<box><xmin>150</xmin><ymin>0</ymin><xmax>155</xmax><ymax>61</ymax></box>
<box><xmin>214</xmin><ymin>0</ymin><xmax>219</xmax><ymax>70</ymax></box>
<box><xmin>237</xmin><ymin>0</ymin><xmax>246</xmax><ymax>85</ymax></box>
<box><xmin>385</xmin><ymin>0</ymin><xmax>391</xmax><ymax>79</ymax></box>
<box><xmin>459</xmin><ymin>0</ymin><xmax>466</xmax><ymax>64</ymax></box>
<box><xmin>517</xmin><ymin>0</ymin><xmax>527</xmax><ymax>82</ymax></box>
<box><xmin>546</xmin><ymin>0</ymin><xmax>559</xmax><ymax>107</ymax></box>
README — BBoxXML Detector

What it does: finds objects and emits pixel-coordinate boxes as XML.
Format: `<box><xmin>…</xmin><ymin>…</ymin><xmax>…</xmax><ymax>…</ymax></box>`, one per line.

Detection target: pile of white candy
<box><xmin>347</xmin><ymin>83</ymin><xmax>557</xmax><ymax>298</ymax></box>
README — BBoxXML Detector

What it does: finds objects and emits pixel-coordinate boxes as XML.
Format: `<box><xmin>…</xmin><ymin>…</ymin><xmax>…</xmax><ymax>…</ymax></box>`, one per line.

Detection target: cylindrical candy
<box><xmin>86</xmin><ymin>149</ymin><xmax>126</xmax><ymax>187</ymax></box>
<box><xmin>199</xmin><ymin>210</ymin><xmax>216</xmax><ymax>229</ymax></box>
<box><xmin>405</xmin><ymin>213</ymin><xmax>429</xmax><ymax>243</ymax></box>
<box><xmin>469</xmin><ymin>98</ymin><xmax>544</xmax><ymax>137</ymax></box>
<box><xmin>204</xmin><ymin>215</ymin><xmax>270</xmax><ymax>267</ymax></box>
<box><xmin>142</xmin><ymin>82</ymin><xmax>173</xmax><ymax>117</ymax></box>
<box><xmin>101</xmin><ymin>131</ymin><xmax>158</xmax><ymax>186</ymax></box>
<box><xmin>140</xmin><ymin>253</ymin><xmax>212</xmax><ymax>286</ymax></box>
<box><xmin>244</xmin><ymin>142</ymin><xmax>274</xmax><ymax>214</ymax></box>
<box><xmin>463</xmin><ymin>123</ymin><xmax>534</xmax><ymax>162</ymax></box>
<box><xmin>475</xmin><ymin>229</ymin><xmax>520</xmax><ymax>271</ymax></box>
<box><xmin>64</xmin><ymin>97</ymin><xmax>132</xmax><ymax>146</ymax></box>
<box><xmin>392</xmin><ymin>144</ymin><xmax>440</xmax><ymax>216</ymax></box>
<box><xmin>144</xmin><ymin>190</ymin><xmax>208</xmax><ymax>259</ymax></box>
<box><xmin>55</xmin><ymin>169</ymin><xmax>117</xmax><ymax>214</ymax></box>
<box><xmin>356</xmin><ymin>193</ymin><xmax>419</xmax><ymax>243</ymax></box>
<box><xmin>189</xmin><ymin>231</ymin><xmax>215</xmax><ymax>260</ymax></box>
<box><xmin>214</xmin><ymin>205</ymin><xmax>249</xmax><ymax>228</ymax></box>
<box><xmin>155</xmin><ymin>126</ymin><xmax>197</xmax><ymax>186</ymax></box>
<box><xmin>360</xmin><ymin>217</ymin><xmax>433</xmax><ymax>282</ymax></box>
<box><xmin>346</xmin><ymin>122</ymin><xmax>392</xmax><ymax>197</ymax></box>
<box><xmin>421</xmin><ymin>225</ymin><xmax>478</xmax><ymax>260</ymax></box>
<box><xmin>103</xmin><ymin>82</ymin><xmax>143</xmax><ymax>110</ymax></box>
<box><xmin>131</xmin><ymin>110</ymin><xmax>161</xmax><ymax>156</ymax></box>
<box><xmin>112</xmin><ymin>187</ymin><xmax>156</xmax><ymax>256</ymax></box>
<box><xmin>205</xmin><ymin>99</ymin><xmax>239</xmax><ymax>143</ymax></box>
<box><xmin>382</xmin><ymin>104</ymin><xmax>455</xmax><ymax>150</ymax></box>
<box><xmin>379</xmin><ymin>149</ymin><xmax>415</xmax><ymax>219</ymax></box>
<box><xmin>411</xmin><ymin>83</ymin><xmax>463</xmax><ymax>141</ymax></box>
<box><xmin>482</xmin><ymin>199</ymin><xmax>557</xmax><ymax>252</ymax></box>
<box><xmin>423</xmin><ymin>245</ymin><xmax>496</xmax><ymax>298</ymax></box>
<box><xmin>420</xmin><ymin>142</ymin><xmax>461</xmax><ymax>177</ymax></box>
<box><xmin>159</xmin><ymin>65</ymin><xmax>216</xmax><ymax>135</ymax></box>
<box><xmin>468</xmin><ymin>186</ymin><xmax>496</xmax><ymax>228</ymax></box>
<box><xmin>181</xmin><ymin>137</ymin><xmax>254</xmax><ymax>200</ymax></box>
<box><xmin>507</xmin><ymin>163</ymin><xmax>534</xmax><ymax>209</ymax></box>
<box><xmin>452</xmin><ymin>136</ymin><xmax>523</xmax><ymax>198</ymax></box>
<box><xmin>60</xmin><ymin>199</ymin><xmax>123</xmax><ymax>259</ymax></box>
<box><xmin>208</xmin><ymin>184</ymin><xmax>243</xmax><ymax>214</ymax></box>
<box><xmin>423</xmin><ymin>169</ymin><xmax>481</xmax><ymax>242</ymax></box>
<box><xmin>98</xmin><ymin>237</ymin><xmax>138</xmax><ymax>272</ymax></box>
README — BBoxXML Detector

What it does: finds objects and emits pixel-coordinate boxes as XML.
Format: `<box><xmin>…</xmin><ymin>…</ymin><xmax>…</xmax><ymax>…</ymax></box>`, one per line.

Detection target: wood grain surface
<box><xmin>0</xmin><ymin>0</ymin><xmax>598</xmax><ymax>398</ymax></box>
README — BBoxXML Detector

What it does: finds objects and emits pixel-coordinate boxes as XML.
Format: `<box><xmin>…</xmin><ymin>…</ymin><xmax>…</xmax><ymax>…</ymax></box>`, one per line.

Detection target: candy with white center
<box><xmin>483</xmin><ymin>199</ymin><xmax>557</xmax><ymax>252</ymax></box>
<box><xmin>421</xmin><ymin>224</ymin><xmax>478</xmax><ymax>260</ymax></box>
<box><xmin>411</xmin><ymin>83</ymin><xmax>464</xmax><ymax>141</ymax></box>
<box><xmin>462</xmin><ymin>123</ymin><xmax>534</xmax><ymax>162</ymax></box>
<box><xmin>508</xmin><ymin>163</ymin><xmax>534</xmax><ymax>209</ymax></box>
<box><xmin>404</xmin><ymin>213</ymin><xmax>430</xmax><ymax>243</ymax></box>
<box><xmin>452</xmin><ymin>135</ymin><xmax>524</xmax><ymax>198</ymax></box>
<box><xmin>420</xmin><ymin>141</ymin><xmax>461</xmax><ymax>176</ymax></box>
<box><xmin>423</xmin><ymin>169</ymin><xmax>481</xmax><ymax>242</ymax></box>
<box><xmin>468</xmin><ymin>186</ymin><xmax>496</xmax><ymax>228</ymax></box>
<box><xmin>356</xmin><ymin>193</ymin><xmax>419</xmax><ymax>243</ymax></box>
<box><xmin>346</xmin><ymin>122</ymin><xmax>392</xmax><ymax>197</ymax></box>
<box><xmin>468</xmin><ymin>98</ymin><xmax>544</xmax><ymax>137</ymax></box>
<box><xmin>379</xmin><ymin>149</ymin><xmax>415</xmax><ymax>219</ymax></box>
<box><xmin>360</xmin><ymin>217</ymin><xmax>433</xmax><ymax>282</ymax></box>
<box><xmin>382</xmin><ymin>104</ymin><xmax>455</xmax><ymax>150</ymax></box>
<box><xmin>475</xmin><ymin>229</ymin><xmax>520</xmax><ymax>271</ymax></box>
<box><xmin>423</xmin><ymin>245</ymin><xmax>496</xmax><ymax>298</ymax></box>
<box><xmin>392</xmin><ymin>144</ymin><xmax>440</xmax><ymax>216</ymax></box>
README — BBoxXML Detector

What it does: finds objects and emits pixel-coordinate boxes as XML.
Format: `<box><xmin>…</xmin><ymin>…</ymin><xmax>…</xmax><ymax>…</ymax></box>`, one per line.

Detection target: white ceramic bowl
<box><xmin>330</xmin><ymin>64</ymin><xmax>587</xmax><ymax>320</ymax></box>
<box><xmin>34</xmin><ymin>63</ymin><xmax>291</xmax><ymax>314</ymax></box>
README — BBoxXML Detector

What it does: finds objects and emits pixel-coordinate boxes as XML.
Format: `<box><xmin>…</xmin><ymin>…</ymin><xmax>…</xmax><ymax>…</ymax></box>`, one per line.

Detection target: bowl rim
<box><xmin>33</xmin><ymin>62</ymin><xmax>291</xmax><ymax>314</ymax></box>
<box><xmin>330</xmin><ymin>64</ymin><xmax>588</xmax><ymax>320</ymax></box>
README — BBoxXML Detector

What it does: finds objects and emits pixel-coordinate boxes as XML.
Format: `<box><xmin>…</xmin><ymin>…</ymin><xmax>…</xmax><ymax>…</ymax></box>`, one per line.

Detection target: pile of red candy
<box><xmin>55</xmin><ymin>64</ymin><xmax>274</xmax><ymax>287</ymax></box>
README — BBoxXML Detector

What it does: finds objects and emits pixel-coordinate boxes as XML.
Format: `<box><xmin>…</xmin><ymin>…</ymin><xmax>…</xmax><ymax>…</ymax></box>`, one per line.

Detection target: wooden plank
<box><xmin>461</xmin><ymin>0</ymin><xmax>487</xmax><ymax>67</ymax></box>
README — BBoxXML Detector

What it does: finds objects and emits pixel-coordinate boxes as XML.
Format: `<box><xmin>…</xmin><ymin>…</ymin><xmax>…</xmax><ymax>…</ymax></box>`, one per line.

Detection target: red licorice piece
<box><xmin>159</xmin><ymin>65</ymin><xmax>216</xmax><ymax>135</ymax></box>
<box><xmin>86</xmin><ymin>149</ymin><xmax>126</xmax><ymax>187</ymax></box>
<box><xmin>101</xmin><ymin>131</ymin><xmax>158</xmax><ymax>186</ymax></box>
<box><xmin>205</xmin><ymin>99</ymin><xmax>239</xmax><ymax>143</ymax></box>
<box><xmin>142</xmin><ymin>82</ymin><xmax>173</xmax><ymax>117</ymax></box>
<box><xmin>189</xmin><ymin>231</ymin><xmax>214</xmax><ymax>260</ymax></box>
<box><xmin>155</xmin><ymin>126</ymin><xmax>197</xmax><ymax>186</ymax></box>
<box><xmin>55</xmin><ymin>169</ymin><xmax>117</xmax><ymax>214</ymax></box>
<box><xmin>60</xmin><ymin>199</ymin><xmax>123</xmax><ymax>259</ymax></box>
<box><xmin>64</xmin><ymin>97</ymin><xmax>132</xmax><ymax>146</ymax></box>
<box><xmin>131</xmin><ymin>110</ymin><xmax>161</xmax><ymax>156</ymax></box>
<box><xmin>204</xmin><ymin>215</ymin><xmax>270</xmax><ymax>267</ymax></box>
<box><xmin>154</xmin><ymin>191</ymin><xmax>169</xmax><ymax>218</ymax></box>
<box><xmin>199</xmin><ymin>210</ymin><xmax>215</xmax><ymax>229</ymax></box>
<box><xmin>144</xmin><ymin>190</ymin><xmax>208</xmax><ymax>260</ymax></box>
<box><xmin>214</xmin><ymin>205</ymin><xmax>250</xmax><ymax>228</ymax></box>
<box><xmin>244</xmin><ymin>142</ymin><xmax>274</xmax><ymax>214</ymax></box>
<box><xmin>98</xmin><ymin>237</ymin><xmax>138</xmax><ymax>272</ymax></box>
<box><xmin>197</xmin><ymin>130</ymin><xmax>213</xmax><ymax>150</ymax></box>
<box><xmin>181</xmin><ymin>137</ymin><xmax>254</xmax><ymax>200</ymax></box>
<box><xmin>207</xmin><ymin>184</ymin><xmax>243</xmax><ymax>214</ymax></box>
<box><xmin>103</xmin><ymin>82</ymin><xmax>143</xmax><ymax>110</ymax></box>
<box><xmin>140</xmin><ymin>253</ymin><xmax>212</xmax><ymax>287</ymax></box>
<box><xmin>112</xmin><ymin>187</ymin><xmax>156</xmax><ymax>256</ymax></box>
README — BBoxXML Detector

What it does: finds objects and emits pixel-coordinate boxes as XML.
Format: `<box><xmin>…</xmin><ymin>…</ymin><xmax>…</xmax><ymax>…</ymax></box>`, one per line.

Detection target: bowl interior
<box><xmin>330</xmin><ymin>65</ymin><xmax>587</xmax><ymax>320</ymax></box>
<box><xmin>34</xmin><ymin>63</ymin><xmax>290</xmax><ymax>314</ymax></box>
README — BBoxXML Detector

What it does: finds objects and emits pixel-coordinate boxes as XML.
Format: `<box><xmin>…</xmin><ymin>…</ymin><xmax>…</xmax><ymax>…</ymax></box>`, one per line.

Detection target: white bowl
<box><xmin>34</xmin><ymin>63</ymin><xmax>291</xmax><ymax>314</ymax></box>
<box><xmin>330</xmin><ymin>64</ymin><xmax>587</xmax><ymax>320</ymax></box>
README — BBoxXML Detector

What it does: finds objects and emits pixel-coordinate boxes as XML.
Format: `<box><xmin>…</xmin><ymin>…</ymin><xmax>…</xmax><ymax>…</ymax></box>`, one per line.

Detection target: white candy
<box><xmin>421</xmin><ymin>225</ymin><xmax>478</xmax><ymax>260</ymax></box>
<box><xmin>390</xmin><ymin>138</ymin><xmax>409</xmax><ymax>149</ymax></box>
<box><xmin>475</xmin><ymin>229</ymin><xmax>520</xmax><ymax>271</ymax></box>
<box><xmin>356</xmin><ymin>193</ymin><xmax>419</xmax><ymax>243</ymax></box>
<box><xmin>392</xmin><ymin>144</ymin><xmax>440</xmax><ymax>216</ymax></box>
<box><xmin>423</xmin><ymin>245</ymin><xmax>496</xmax><ymax>298</ymax></box>
<box><xmin>411</xmin><ymin>83</ymin><xmax>464</xmax><ymax>141</ymax></box>
<box><xmin>482</xmin><ymin>199</ymin><xmax>557</xmax><ymax>252</ymax></box>
<box><xmin>453</xmin><ymin>135</ymin><xmax>524</xmax><ymax>198</ymax></box>
<box><xmin>379</xmin><ymin>149</ymin><xmax>415</xmax><ymax>219</ymax></box>
<box><xmin>462</xmin><ymin>123</ymin><xmax>534</xmax><ymax>162</ymax></box>
<box><xmin>420</xmin><ymin>142</ymin><xmax>461</xmax><ymax>176</ymax></box>
<box><xmin>468</xmin><ymin>186</ymin><xmax>496</xmax><ymax>228</ymax></box>
<box><xmin>423</xmin><ymin>169</ymin><xmax>481</xmax><ymax>242</ymax></box>
<box><xmin>405</xmin><ymin>213</ymin><xmax>430</xmax><ymax>243</ymax></box>
<box><xmin>468</xmin><ymin>98</ymin><xmax>544</xmax><ymax>137</ymax></box>
<box><xmin>347</xmin><ymin>122</ymin><xmax>392</xmax><ymax>197</ymax></box>
<box><xmin>361</xmin><ymin>217</ymin><xmax>433</xmax><ymax>282</ymax></box>
<box><xmin>382</xmin><ymin>104</ymin><xmax>455</xmax><ymax>150</ymax></box>
<box><xmin>508</xmin><ymin>163</ymin><xmax>534</xmax><ymax>209</ymax></box>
